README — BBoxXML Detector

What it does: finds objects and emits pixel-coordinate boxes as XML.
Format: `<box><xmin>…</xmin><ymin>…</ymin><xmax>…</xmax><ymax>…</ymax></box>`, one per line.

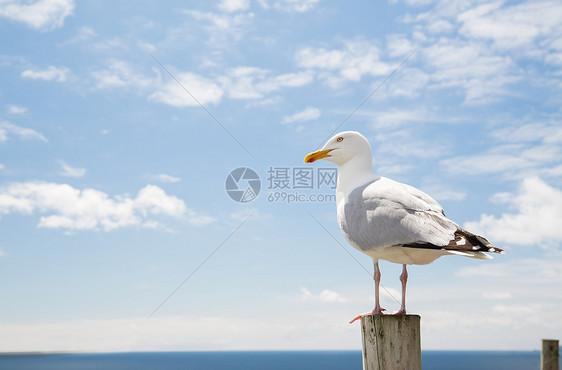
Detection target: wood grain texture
<box><xmin>541</xmin><ymin>339</ymin><xmax>559</xmax><ymax>370</ymax></box>
<box><xmin>360</xmin><ymin>315</ymin><xmax>421</xmax><ymax>370</ymax></box>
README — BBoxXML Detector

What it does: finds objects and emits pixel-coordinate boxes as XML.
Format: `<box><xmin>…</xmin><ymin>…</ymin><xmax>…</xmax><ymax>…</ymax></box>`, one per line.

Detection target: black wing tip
<box><xmin>398</xmin><ymin>229</ymin><xmax>505</xmax><ymax>255</ymax></box>
<box><xmin>453</xmin><ymin>228</ymin><xmax>504</xmax><ymax>254</ymax></box>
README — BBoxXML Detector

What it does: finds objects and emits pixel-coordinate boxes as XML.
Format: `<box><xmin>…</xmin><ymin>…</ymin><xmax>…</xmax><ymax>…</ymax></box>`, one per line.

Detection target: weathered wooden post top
<box><xmin>541</xmin><ymin>339</ymin><xmax>560</xmax><ymax>370</ymax></box>
<box><xmin>361</xmin><ymin>315</ymin><xmax>421</xmax><ymax>370</ymax></box>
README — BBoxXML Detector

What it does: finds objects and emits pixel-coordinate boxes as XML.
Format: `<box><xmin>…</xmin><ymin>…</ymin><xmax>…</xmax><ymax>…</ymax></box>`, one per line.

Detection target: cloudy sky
<box><xmin>1</xmin><ymin>0</ymin><xmax>562</xmax><ymax>352</ymax></box>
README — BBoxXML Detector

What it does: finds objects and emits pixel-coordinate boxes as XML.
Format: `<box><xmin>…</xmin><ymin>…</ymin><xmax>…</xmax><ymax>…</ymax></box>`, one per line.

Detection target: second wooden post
<box><xmin>542</xmin><ymin>339</ymin><xmax>559</xmax><ymax>370</ymax></box>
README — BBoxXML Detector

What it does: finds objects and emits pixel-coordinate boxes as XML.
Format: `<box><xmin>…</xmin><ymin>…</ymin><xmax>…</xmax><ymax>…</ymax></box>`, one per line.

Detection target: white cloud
<box><xmin>395</xmin><ymin>0</ymin><xmax>562</xmax><ymax>104</ymax></box>
<box><xmin>0</xmin><ymin>182</ymin><xmax>203</xmax><ymax>232</ymax></box>
<box><xmin>492</xmin><ymin>122</ymin><xmax>562</xmax><ymax>144</ymax></box>
<box><xmin>0</xmin><ymin>164</ymin><xmax>4</xmax><ymax>170</ymax></box>
<box><xmin>379</xmin><ymin>286</ymin><xmax>401</xmax><ymax>303</ymax></box>
<box><xmin>92</xmin><ymin>59</ymin><xmax>156</xmax><ymax>90</ymax></box>
<box><xmin>281</xmin><ymin>107</ymin><xmax>321</xmax><ymax>124</ymax></box>
<box><xmin>186</xmin><ymin>209</ymin><xmax>217</xmax><ymax>227</ymax></box>
<box><xmin>229</xmin><ymin>208</ymin><xmax>270</xmax><ymax>224</ymax></box>
<box><xmin>218</xmin><ymin>0</ymin><xmax>250</xmax><ymax>12</ymax></box>
<box><xmin>369</xmin><ymin>107</ymin><xmax>434</xmax><ymax>129</ymax></box>
<box><xmin>295</xmin><ymin>40</ymin><xmax>392</xmax><ymax>87</ymax></box>
<box><xmin>138</xmin><ymin>41</ymin><xmax>156</xmax><ymax>54</ymax></box>
<box><xmin>0</xmin><ymin>248</ymin><xmax>5</xmax><ymax>257</ymax></box>
<box><xmin>427</xmin><ymin>19</ymin><xmax>454</xmax><ymax>34</ymax></box>
<box><xmin>0</xmin><ymin>121</ymin><xmax>47</xmax><ymax>142</ymax></box>
<box><xmin>21</xmin><ymin>65</ymin><xmax>69</xmax><ymax>82</ymax></box>
<box><xmin>423</xmin><ymin>39</ymin><xmax>519</xmax><ymax>104</ymax></box>
<box><xmin>218</xmin><ymin>67</ymin><xmax>268</xmax><ymax>99</ymax></box>
<box><xmin>376</xmin><ymin>164</ymin><xmax>414</xmax><ymax>176</ymax></box>
<box><xmin>91</xmin><ymin>60</ymin><xmax>312</xmax><ymax>106</ymax></box>
<box><xmin>464</xmin><ymin>177</ymin><xmax>562</xmax><ymax>247</ymax></box>
<box><xmin>59</xmin><ymin>25</ymin><xmax>97</xmax><ymax>45</ymax></box>
<box><xmin>300</xmin><ymin>287</ymin><xmax>347</xmax><ymax>303</ymax></box>
<box><xmin>386</xmin><ymin>34</ymin><xmax>415</xmax><ymax>58</ymax></box>
<box><xmin>7</xmin><ymin>104</ymin><xmax>27</xmax><ymax>115</ymax></box>
<box><xmin>390</xmin><ymin>0</ymin><xmax>434</xmax><ymax>6</ymax></box>
<box><xmin>0</xmin><ymin>0</ymin><xmax>74</xmax><ymax>31</ymax></box>
<box><xmin>184</xmin><ymin>9</ymin><xmax>253</xmax><ymax>31</ymax></box>
<box><xmin>254</xmin><ymin>71</ymin><xmax>313</xmax><ymax>93</ymax></box>
<box><xmin>543</xmin><ymin>164</ymin><xmax>562</xmax><ymax>177</ymax></box>
<box><xmin>457</xmin><ymin>1</ymin><xmax>562</xmax><ymax>54</ymax></box>
<box><xmin>91</xmin><ymin>37</ymin><xmax>129</xmax><ymax>53</ymax></box>
<box><xmin>379</xmin><ymin>67</ymin><xmax>429</xmax><ymax>99</ymax></box>
<box><xmin>482</xmin><ymin>291</ymin><xmax>512</xmax><ymax>300</ymax></box>
<box><xmin>150</xmin><ymin>72</ymin><xmax>224</xmax><ymax>107</ymax></box>
<box><xmin>218</xmin><ymin>67</ymin><xmax>313</xmax><ymax>100</ymax></box>
<box><xmin>244</xmin><ymin>96</ymin><xmax>282</xmax><ymax>108</ymax></box>
<box><xmin>59</xmin><ymin>161</ymin><xmax>86</xmax><ymax>178</ymax></box>
<box><xmin>1</xmin><ymin>299</ymin><xmax>560</xmax><ymax>352</ymax></box>
<box><xmin>375</xmin><ymin>129</ymin><xmax>448</xmax><ymax>159</ymax></box>
<box><xmin>441</xmin><ymin>153</ymin><xmax>533</xmax><ymax>177</ymax></box>
<box><xmin>182</xmin><ymin>9</ymin><xmax>254</xmax><ymax>44</ymax></box>
<box><xmin>457</xmin><ymin>255</ymin><xmax>562</xmax><ymax>283</ymax></box>
<box><xmin>230</xmin><ymin>208</ymin><xmax>257</xmax><ymax>222</ymax></box>
<box><xmin>421</xmin><ymin>303</ymin><xmax>562</xmax><ymax>349</ymax></box>
<box><xmin>411</xmin><ymin>249</ymin><xmax>562</xmax><ymax>349</ymax></box>
<box><xmin>0</xmin><ymin>313</ymin><xmax>361</xmax><ymax>352</ymax></box>
<box><xmin>420</xmin><ymin>184</ymin><xmax>466</xmax><ymax>201</ymax></box>
<box><xmin>152</xmin><ymin>174</ymin><xmax>181</xmax><ymax>183</ymax></box>
<box><xmin>440</xmin><ymin>120</ymin><xmax>562</xmax><ymax>179</ymax></box>
<box><xmin>133</xmin><ymin>185</ymin><xmax>187</xmax><ymax>218</ymax></box>
<box><xmin>274</xmin><ymin>0</ymin><xmax>322</xmax><ymax>12</ymax></box>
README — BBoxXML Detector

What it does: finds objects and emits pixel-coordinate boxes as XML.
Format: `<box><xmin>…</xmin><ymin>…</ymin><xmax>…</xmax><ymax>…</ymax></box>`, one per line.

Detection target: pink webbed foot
<box><xmin>349</xmin><ymin>307</ymin><xmax>386</xmax><ymax>324</ymax></box>
<box><xmin>392</xmin><ymin>308</ymin><xmax>407</xmax><ymax>315</ymax></box>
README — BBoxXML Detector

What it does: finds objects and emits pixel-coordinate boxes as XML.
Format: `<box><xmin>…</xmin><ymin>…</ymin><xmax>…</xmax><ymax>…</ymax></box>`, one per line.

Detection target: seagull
<box><xmin>304</xmin><ymin>131</ymin><xmax>503</xmax><ymax>323</ymax></box>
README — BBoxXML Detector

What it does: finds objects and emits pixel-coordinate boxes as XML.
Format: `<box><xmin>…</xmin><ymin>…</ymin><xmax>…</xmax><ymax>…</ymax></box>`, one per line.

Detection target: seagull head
<box><xmin>304</xmin><ymin>131</ymin><xmax>373</xmax><ymax>167</ymax></box>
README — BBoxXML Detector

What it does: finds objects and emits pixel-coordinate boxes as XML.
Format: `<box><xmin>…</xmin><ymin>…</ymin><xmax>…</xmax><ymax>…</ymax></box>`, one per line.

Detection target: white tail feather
<box><xmin>446</xmin><ymin>250</ymin><xmax>493</xmax><ymax>260</ymax></box>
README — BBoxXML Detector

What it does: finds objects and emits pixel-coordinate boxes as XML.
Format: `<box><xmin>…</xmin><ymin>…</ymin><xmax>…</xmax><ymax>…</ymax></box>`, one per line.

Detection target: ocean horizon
<box><xmin>0</xmin><ymin>350</ymin><xmax>554</xmax><ymax>370</ymax></box>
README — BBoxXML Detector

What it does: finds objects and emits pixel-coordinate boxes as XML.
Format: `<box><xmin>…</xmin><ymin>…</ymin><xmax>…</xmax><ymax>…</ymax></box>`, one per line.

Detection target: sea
<box><xmin>0</xmin><ymin>350</ymin><xmax>555</xmax><ymax>370</ymax></box>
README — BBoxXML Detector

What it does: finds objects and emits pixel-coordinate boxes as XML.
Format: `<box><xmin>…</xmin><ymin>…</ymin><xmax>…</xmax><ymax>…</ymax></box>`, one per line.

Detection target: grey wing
<box><xmin>368</xmin><ymin>177</ymin><xmax>446</xmax><ymax>215</ymax></box>
<box><xmin>341</xmin><ymin>178</ymin><xmax>457</xmax><ymax>251</ymax></box>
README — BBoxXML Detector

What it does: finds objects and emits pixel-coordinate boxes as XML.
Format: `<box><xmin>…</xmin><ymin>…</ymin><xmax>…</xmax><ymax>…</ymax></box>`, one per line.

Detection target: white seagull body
<box><xmin>304</xmin><ymin>131</ymin><xmax>502</xmax><ymax>322</ymax></box>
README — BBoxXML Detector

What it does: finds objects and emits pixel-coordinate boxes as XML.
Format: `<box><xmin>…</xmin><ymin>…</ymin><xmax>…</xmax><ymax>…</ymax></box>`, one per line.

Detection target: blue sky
<box><xmin>1</xmin><ymin>0</ymin><xmax>562</xmax><ymax>352</ymax></box>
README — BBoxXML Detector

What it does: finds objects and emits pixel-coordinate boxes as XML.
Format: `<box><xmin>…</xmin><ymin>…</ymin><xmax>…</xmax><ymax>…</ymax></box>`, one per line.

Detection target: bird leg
<box><xmin>372</xmin><ymin>259</ymin><xmax>385</xmax><ymax>315</ymax></box>
<box><xmin>349</xmin><ymin>260</ymin><xmax>385</xmax><ymax>323</ymax></box>
<box><xmin>394</xmin><ymin>264</ymin><xmax>408</xmax><ymax>315</ymax></box>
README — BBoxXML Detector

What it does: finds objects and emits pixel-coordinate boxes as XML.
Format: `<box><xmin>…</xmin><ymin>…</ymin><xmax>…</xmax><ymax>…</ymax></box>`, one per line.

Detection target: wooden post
<box><xmin>542</xmin><ymin>339</ymin><xmax>559</xmax><ymax>370</ymax></box>
<box><xmin>360</xmin><ymin>315</ymin><xmax>421</xmax><ymax>370</ymax></box>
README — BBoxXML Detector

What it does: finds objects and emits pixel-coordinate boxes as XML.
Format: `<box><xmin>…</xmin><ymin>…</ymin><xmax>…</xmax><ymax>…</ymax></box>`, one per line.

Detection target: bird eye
<box><xmin>336</xmin><ymin>137</ymin><xmax>344</xmax><ymax>142</ymax></box>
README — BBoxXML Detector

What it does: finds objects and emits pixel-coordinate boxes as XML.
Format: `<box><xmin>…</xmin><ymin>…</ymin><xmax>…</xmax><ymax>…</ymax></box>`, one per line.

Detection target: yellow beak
<box><xmin>304</xmin><ymin>149</ymin><xmax>334</xmax><ymax>163</ymax></box>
